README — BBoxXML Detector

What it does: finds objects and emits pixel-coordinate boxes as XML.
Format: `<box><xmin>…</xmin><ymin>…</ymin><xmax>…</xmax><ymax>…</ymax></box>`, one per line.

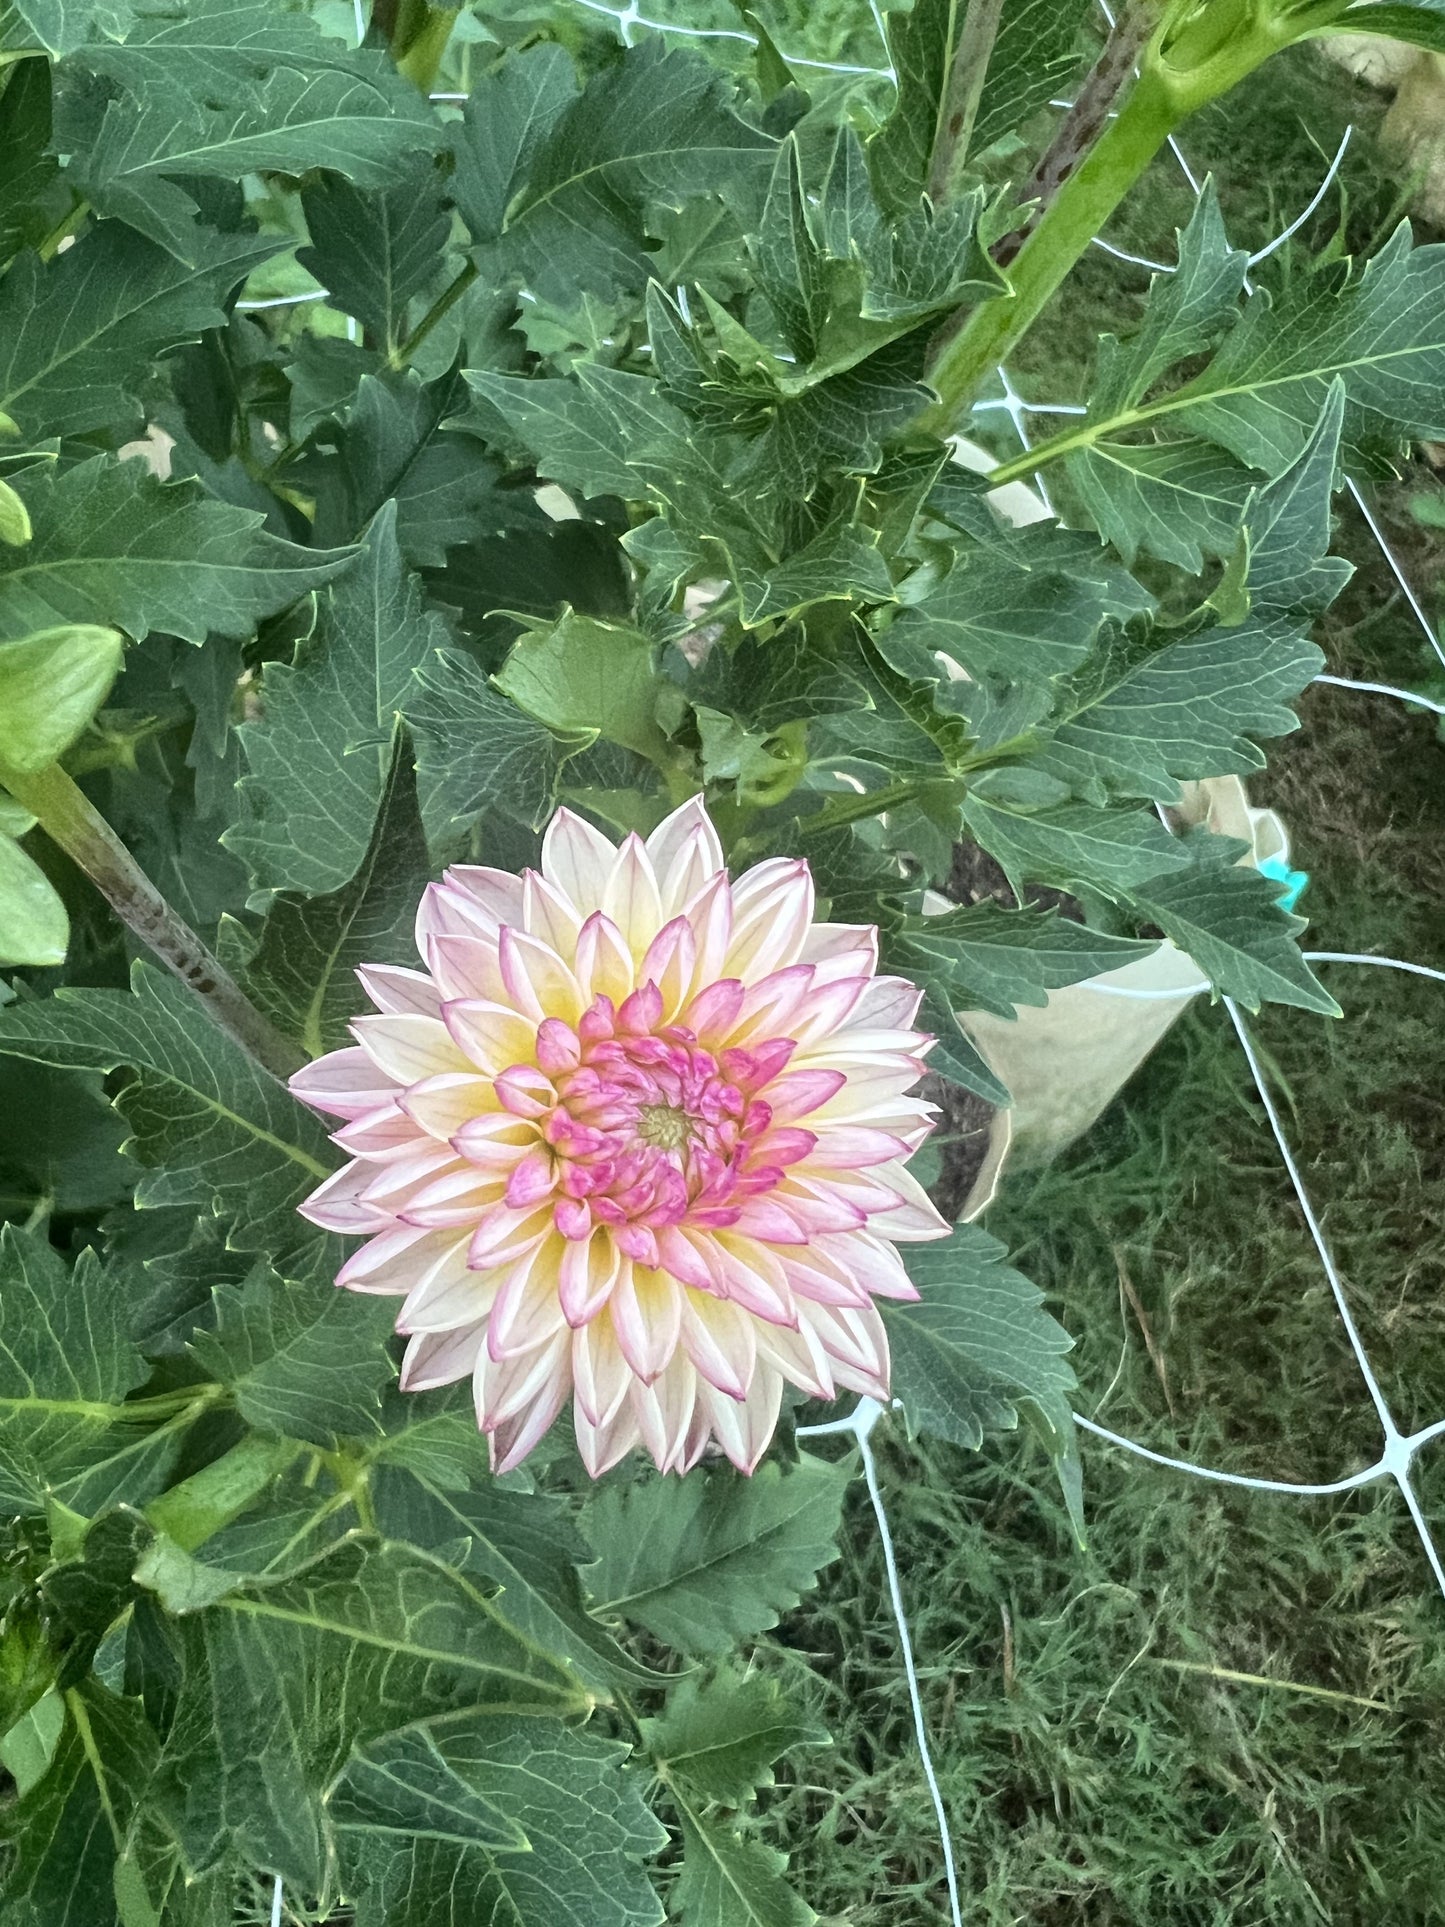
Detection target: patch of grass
<box><xmin>757</xmin><ymin>37</ymin><xmax>1445</xmax><ymax>1927</ymax></box>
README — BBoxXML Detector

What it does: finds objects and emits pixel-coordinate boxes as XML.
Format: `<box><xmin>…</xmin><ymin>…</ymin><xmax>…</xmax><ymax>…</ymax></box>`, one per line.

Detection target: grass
<box><xmin>753</xmin><ymin>38</ymin><xmax>1445</xmax><ymax>1927</ymax></box>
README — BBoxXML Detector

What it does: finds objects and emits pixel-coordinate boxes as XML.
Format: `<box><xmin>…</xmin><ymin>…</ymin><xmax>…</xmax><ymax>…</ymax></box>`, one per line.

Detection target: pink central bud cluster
<box><xmin>486</xmin><ymin>980</ymin><xmax>815</xmax><ymax>1267</ymax></box>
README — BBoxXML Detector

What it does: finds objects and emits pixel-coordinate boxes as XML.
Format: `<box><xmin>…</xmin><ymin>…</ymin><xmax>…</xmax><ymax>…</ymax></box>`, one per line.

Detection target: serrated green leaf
<box><xmin>405</xmin><ymin>646</ymin><xmax>596</xmax><ymax>835</ymax></box>
<box><xmin>147</xmin><ymin>1537</ymin><xmax>580</xmax><ymax>1890</ymax></box>
<box><xmin>1037</xmin><ymin>620</ymin><xmax>1323</xmax><ymax>803</ymax></box>
<box><xmin>371</xmin><ymin>1464</ymin><xmax>652</xmax><ymax>1694</ymax></box>
<box><xmin>0</xmin><ymin>623</ymin><xmax>123</xmax><ymax>769</ymax></box>
<box><xmin>878</xmin><ymin>525</ymin><xmax>1152</xmax><ymax>694</ymax></box>
<box><xmin>585</xmin><ymin>1456</ymin><xmax>850</xmax><ymax>1655</ymax></box>
<box><xmin>887</xmin><ymin>1222</ymin><xmax>1076</xmax><ymax>1450</ymax></box>
<box><xmin>0</xmin><ymin>222</ymin><xmax>280</xmax><ymax>441</ymax></box>
<box><xmin>1066</xmin><ymin>438</ymin><xmax>1256</xmax><ymax>571</ymax></box>
<box><xmin>309</xmin><ymin>365</ymin><xmax>523</xmax><ymax>566</ymax></box>
<box><xmin>958</xmin><ymin>793</ymin><xmax>1190</xmax><ymax>896</ymax></box>
<box><xmin>737</xmin><ymin>517</ymin><xmax>895</xmax><ymax>627</ymax></box>
<box><xmin>60</xmin><ymin>0</ymin><xmax>444</xmax><ymax>260</ymax></box>
<box><xmin>670</xmin><ymin>1801</ymin><xmax>814</xmax><ymax>1927</ymax></box>
<box><xmin>896</xmin><ymin>903</ymin><xmax>1156</xmax><ymax>1018</ymax></box>
<box><xmin>336</xmin><ymin>1716</ymin><xmax>667</xmax><ymax>1927</ymax></box>
<box><xmin>0</xmin><ymin>1226</ymin><xmax>172</xmax><ymax>1517</ymax></box>
<box><xmin>298</xmin><ymin>161</ymin><xmax>450</xmax><ymax>352</ymax></box>
<box><xmin>1124</xmin><ymin>831</ymin><xmax>1339</xmax><ymax>1015</ymax></box>
<box><xmin>243</xmin><ymin>727</ymin><xmax>431</xmax><ymax>1057</ymax></box>
<box><xmin>0</xmin><ymin>456</ymin><xmax>351</xmax><ymax>645</ymax></box>
<box><xmin>680</xmin><ymin>628</ymin><xmax>871</xmax><ymax>734</ymax></box>
<box><xmin>0</xmin><ymin>833</ymin><xmax>69</xmax><ymax>967</ymax></box>
<box><xmin>186</xmin><ymin>1266</ymin><xmax>396</xmax><ymax>1447</ymax></box>
<box><xmin>229</xmin><ymin>502</ymin><xmax>446</xmax><ymax>897</ymax></box>
<box><xmin>472</xmin><ymin>41</ymin><xmax>773</xmax><ymax>304</ymax></box>
<box><xmin>1241</xmin><ymin>382</ymin><xmax>1352</xmax><ymax>617</ymax></box>
<box><xmin>448</xmin><ymin>42</ymin><xmax>581</xmax><ymax>247</ymax></box>
<box><xmin>645</xmin><ymin>1671</ymin><xmax>826</xmax><ymax>1804</ymax></box>
<box><xmin>0</xmin><ymin>962</ymin><xmax>336</xmax><ymax>1270</ymax></box>
<box><xmin>2</xmin><ymin>0</ymin><xmax>131</xmax><ymax>55</ymax></box>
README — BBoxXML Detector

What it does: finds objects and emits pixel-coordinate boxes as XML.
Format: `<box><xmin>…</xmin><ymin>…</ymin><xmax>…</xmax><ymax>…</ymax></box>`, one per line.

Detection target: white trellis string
<box><xmin>797</xmin><ymin>1399</ymin><xmax>965</xmax><ymax>1927</ymax></box>
<box><xmin>1314</xmin><ymin>673</ymin><xmax>1445</xmax><ymax>715</ymax></box>
<box><xmin>270</xmin><ymin>1874</ymin><xmax>283</xmax><ymax>1927</ymax></box>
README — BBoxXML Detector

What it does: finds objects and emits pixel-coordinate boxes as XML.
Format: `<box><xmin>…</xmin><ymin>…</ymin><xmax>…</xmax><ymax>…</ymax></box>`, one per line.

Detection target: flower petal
<box><xmin>602</xmin><ymin>833</ymin><xmax>664</xmax><ymax>957</ymax></box>
<box><xmin>290</xmin><ymin>1047</ymin><xmax>398</xmax><ymax>1119</ymax></box>
<box><xmin>541</xmin><ymin>808</ymin><xmax>618</xmax><ymax>915</ymax></box>
<box><xmin>352</xmin><ymin>1014</ymin><xmax>471</xmax><ymax>1085</ymax></box>
<box><xmin>356</xmin><ymin>964</ymin><xmax>443</xmax><ymax>1018</ymax></box>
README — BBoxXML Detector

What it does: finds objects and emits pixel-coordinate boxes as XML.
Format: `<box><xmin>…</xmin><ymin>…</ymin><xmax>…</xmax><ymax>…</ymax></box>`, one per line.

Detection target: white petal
<box><xmin>541</xmin><ymin>808</ymin><xmax>619</xmax><ymax>916</ymax></box>
<box><xmin>356</xmin><ymin>964</ymin><xmax>443</xmax><ymax>1018</ymax></box>
<box><xmin>351</xmin><ymin>1014</ymin><xmax>472</xmax><ymax>1086</ymax></box>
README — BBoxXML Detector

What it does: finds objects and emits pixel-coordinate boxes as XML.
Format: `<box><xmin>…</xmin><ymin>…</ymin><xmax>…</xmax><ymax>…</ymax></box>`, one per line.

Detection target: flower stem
<box><xmin>390</xmin><ymin>259</ymin><xmax>478</xmax><ymax>370</ymax></box>
<box><xmin>927</xmin><ymin>0</ymin><xmax>1005</xmax><ymax>206</ymax></box>
<box><xmin>0</xmin><ymin>758</ymin><xmax>305</xmax><ymax>1081</ymax></box>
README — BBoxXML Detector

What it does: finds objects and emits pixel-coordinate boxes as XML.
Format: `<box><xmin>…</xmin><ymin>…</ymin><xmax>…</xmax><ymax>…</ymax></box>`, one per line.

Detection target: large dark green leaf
<box><xmin>298</xmin><ymin>161</ymin><xmax>451</xmax><ymax>353</ymax></box>
<box><xmin>0</xmin><ymin>456</ymin><xmax>351</xmax><ymax>644</ymax></box>
<box><xmin>0</xmin><ymin>963</ymin><xmax>337</xmax><ymax>1270</ymax></box>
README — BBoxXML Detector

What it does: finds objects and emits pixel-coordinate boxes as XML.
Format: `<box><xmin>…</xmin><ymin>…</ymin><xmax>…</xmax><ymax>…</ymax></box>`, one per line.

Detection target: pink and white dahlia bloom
<box><xmin>290</xmin><ymin>797</ymin><xmax>949</xmax><ymax>1476</ymax></box>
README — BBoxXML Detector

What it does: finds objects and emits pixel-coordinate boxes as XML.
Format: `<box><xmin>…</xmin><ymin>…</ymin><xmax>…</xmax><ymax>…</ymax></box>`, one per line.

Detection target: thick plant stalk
<box><xmin>0</xmin><ymin>758</ymin><xmax>305</xmax><ymax>1080</ymax></box>
<box><xmin>919</xmin><ymin>0</ymin><xmax>1329</xmax><ymax>433</ymax></box>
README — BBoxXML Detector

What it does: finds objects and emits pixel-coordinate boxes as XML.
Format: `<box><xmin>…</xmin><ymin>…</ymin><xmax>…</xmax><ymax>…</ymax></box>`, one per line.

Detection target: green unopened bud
<box><xmin>0</xmin><ymin>833</ymin><xmax>68</xmax><ymax>966</ymax></box>
<box><xmin>0</xmin><ymin>478</ymin><xmax>30</xmax><ymax>546</ymax></box>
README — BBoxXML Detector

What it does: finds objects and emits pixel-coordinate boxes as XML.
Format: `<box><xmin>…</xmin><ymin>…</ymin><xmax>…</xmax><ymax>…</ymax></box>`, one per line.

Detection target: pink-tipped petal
<box><xmin>290</xmin><ymin>1047</ymin><xmax>399</xmax><ymax>1119</ymax></box>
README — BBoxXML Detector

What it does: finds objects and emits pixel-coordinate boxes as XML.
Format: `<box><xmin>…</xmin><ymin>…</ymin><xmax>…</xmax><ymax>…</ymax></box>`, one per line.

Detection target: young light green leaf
<box><xmin>585</xmin><ymin>1456</ymin><xmax>851</xmax><ymax>1655</ymax></box>
<box><xmin>0</xmin><ymin>456</ymin><xmax>352</xmax><ymax>644</ymax></box>
<box><xmin>495</xmin><ymin>612</ymin><xmax>669</xmax><ymax>765</ymax></box>
<box><xmin>645</xmin><ymin>1671</ymin><xmax>827</xmax><ymax>1804</ymax></box>
<box><xmin>888</xmin><ymin>1222</ymin><xmax>1077</xmax><ymax>1450</ymax></box>
<box><xmin>187</xmin><ymin>1266</ymin><xmax>397</xmax><ymax>1448</ymax></box>
<box><xmin>0</xmin><ymin>221</ymin><xmax>280</xmax><ymax>441</ymax></box>
<box><xmin>0</xmin><ymin>962</ymin><xmax>337</xmax><ymax>1270</ymax></box>
<box><xmin>0</xmin><ymin>833</ymin><xmax>69</xmax><ymax>967</ymax></box>
<box><xmin>0</xmin><ymin>623</ymin><xmax>123</xmax><ymax>769</ymax></box>
<box><xmin>229</xmin><ymin>502</ymin><xmax>446</xmax><ymax>898</ymax></box>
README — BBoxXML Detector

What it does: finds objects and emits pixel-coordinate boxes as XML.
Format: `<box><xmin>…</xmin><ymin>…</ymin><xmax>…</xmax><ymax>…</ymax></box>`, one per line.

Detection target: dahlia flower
<box><xmin>290</xmin><ymin>797</ymin><xmax>949</xmax><ymax>1476</ymax></box>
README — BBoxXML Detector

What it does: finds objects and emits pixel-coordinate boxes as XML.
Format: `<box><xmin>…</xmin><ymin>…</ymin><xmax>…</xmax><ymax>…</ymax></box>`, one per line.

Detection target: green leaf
<box><xmin>1241</xmin><ymin>383</ymin><xmax>1352</xmax><ymax>618</ymax></box>
<box><xmin>0</xmin><ymin>456</ymin><xmax>351</xmax><ymax>645</ymax></box>
<box><xmin>1093</xmin><ymin>182</ymin><xmax>1249</xmax><ymax>417</ymax></box>
<box><xmin>370</xmin><ymin>1464</ymin><xmax>653</xmax><ymax>1694</ymax></box>
<box><xmin>0</xmin><ymin>623</ymin><xmax>123</xmax><ymax>769</ymax></box>
<box><xmin>958</xmin><ymin>792</ymin><xmax>1190</xmax><ymax>896</ymax></box>
<box><xmin>0</xmin><ymin>833</ymin><xmax>69</xmax><ymax>967</ymax></box>
<box><xmin>1036</xmin><ymin>620</ymin><xmax>1323</xmax><ymax>803</ymax></box>
<box><xmin>878</xmin><ymin>526</ymin><xmax>1152</xmax><ymax>693</ymax></box>
<box><xmin>887</xmin><ymin>1222</ymin><xmax>1076</xmax><ymax>1450</ymax></box>
<box><xmin>228</xmin><ymin>501</ymin><xmax>446</xmax><ymax>897</ymax></box>
<box><xmin>644</xmin><ymin>1671</ymin><xmax>826</xmax><ymax>1804</ymax></box>
<box><xmin>243</xmin><ymin>726</ymin><xmax>432</xmax><ymax>1057</ymax></box>
<box><xmin>147</xmin><ymin>1537</ymin><xmax>580</xmax><ymax>1890</ymax></box>
<box><xmin>0</xmin><ymin>221</ymin><xmax>280</xmax><ymax>441</ymax></box>
<box><xmin>495</xmin><ymin>611</ymin><xmax>669</xmax><ymax>765</ymax></box>
<box><xmin>0</xmin><ymin>61</ymin><xmax>70</xmax><ymax>264</ymax></box>
<box><xmin>670</xmin><ymin>1802</ymin><xmax>814</xmax><ymax>1927</ymax></box>
<box><xmin>585</xmin><ymin>1456</ymin><xmax>850</xmax><ymax>1655</ymax></box>
<box><xmin>895</xmin><ymin>903</ymin><xmax>1156</xmax><ymax>1018</ymax></box>
<box><xmin>298</xmin><ymin>162</ymin><xmax>451</xmax><ymax>352</ymax></box>
<box><xmin>1326</xmin><ymin>6</ymin><xmax>1445</xmax><ymax>56</ymax></box>
<box><xmin>186</xmin><ymin>1266</ymin><xmax>396</xmax><ymax>1447</ymax></box>
<box><xmin>405</xmin><ymin>646</ymin><xmax>596</xmax><ymax>836</ymax></box>
<box><xmin>0</xmin><ymin>1232</ymin><xmax>185</xmax><ymax>1519</ymax></box>
<box><xmin>470</xmin><ymin>41</ymin><xmax>773</xmax><ymax>304</ymax></box>
<box><xmin>0</xmin><ymin>962</ymin><xmax>337</xmax><ymax>1270</ymax></box>
<box><xmin>60</xmin><ymin>0</ymin><xmax>444</xmax><ymax>260</ymax></box>
<box><xmin>1</xmin><ymin>0</ymin><xmax>131</xmax><ymax>55</ymax></box>
<box><xmin>680</xmin><ymin>628</ymin><xmax>871</xmax><ymax>734</ymax></box>
<box><xmin>309</xmin><ymin>365</ymin><xmax>522</xmax><ymax>566</ymax></box>
<box><xmin>336</xmin><ymin>1716</ymin><xmax>667</xmax><ymax>1927</ymax></box>
<box><xmin>1065</xmin><ymin>439</ymin><xmax>1257</xmax><ymax>571</ymax></box>
<box><xmin>448</xmin><ymin>42</ymin><xmax>580</xmax><ymax>247</ymax></box>
<box><xmin>1124</xmin><ymin>831</ymin><xmax>1340</xmax><ymax>1016</ymax></box>
<box><xmin>736</xmin><ymin>517</ymin><xmax>895</xmax><ymax>628</ymax></box>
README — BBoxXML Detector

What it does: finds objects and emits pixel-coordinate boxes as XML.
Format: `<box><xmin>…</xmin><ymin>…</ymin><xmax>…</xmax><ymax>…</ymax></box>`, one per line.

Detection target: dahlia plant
<box><xmin>0</xmin><ymin>0</ymin><xmax>1438</xmax><ymax>1918</ymax></box>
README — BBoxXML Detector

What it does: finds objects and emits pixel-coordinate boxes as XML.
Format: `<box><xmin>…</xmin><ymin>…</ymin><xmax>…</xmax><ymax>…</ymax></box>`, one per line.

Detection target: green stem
<box><xmin>798</xmin><ymin>779</ymin><xmax>924</xmax><ymax>839</ymax></box>
<box><xmin>395</xmin><ymin>1</ymin><xmax>457</xmax><ymax>92</ymax></box>
<box><xmin>390</xmin><ymin>259</ymin><xmax>478</xmax><ymax>370</ymax></box>
<box><xmin>919</xmin><ymin>2</ymin><xmax>1310</xmax><ymax>434</ymax></box>
<box><xmin>146</xmin><ymin>1434</ymin><xmax>301</xmax><ymax>1552</ymax></box>
<box><xmin>0</xmin><ymin>759</ymin><xmax>304</xmax><ymax>1081</ymax></box>
<box><xmin>927</xmin><ymin>0</ymin><xmax>1005</xmax><ymax>206</ymax></box>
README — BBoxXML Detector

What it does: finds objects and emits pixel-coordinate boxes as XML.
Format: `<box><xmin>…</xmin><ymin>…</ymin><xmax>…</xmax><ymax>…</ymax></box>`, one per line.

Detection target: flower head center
<box><xmin>637</xmin><ymin>1102</ymin><xmax>692</xmax><ymax>1151</ymax></box>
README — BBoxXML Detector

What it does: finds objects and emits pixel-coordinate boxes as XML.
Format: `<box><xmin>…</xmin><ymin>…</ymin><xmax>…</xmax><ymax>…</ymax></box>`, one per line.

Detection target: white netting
<box><xmin>254</xmin><ymin>8</ymin><xmax>1445</xmax><ymax>1920</ymax></box>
